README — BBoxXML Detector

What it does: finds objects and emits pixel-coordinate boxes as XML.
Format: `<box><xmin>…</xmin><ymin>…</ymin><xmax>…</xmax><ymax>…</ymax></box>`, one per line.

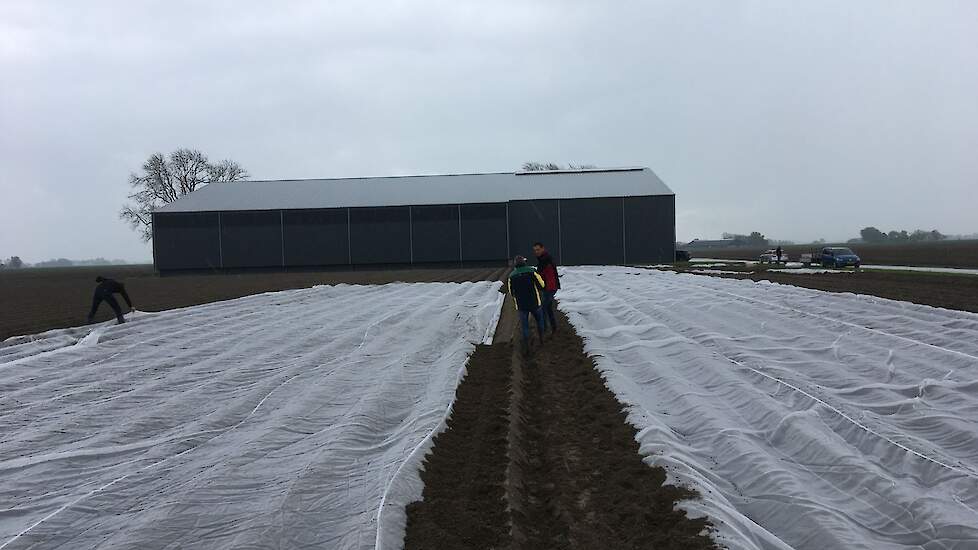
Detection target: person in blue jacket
<box><xmin>506</xmin><ymin>256</ymin><xmax>546</xmax><ymax>356</ymax></box>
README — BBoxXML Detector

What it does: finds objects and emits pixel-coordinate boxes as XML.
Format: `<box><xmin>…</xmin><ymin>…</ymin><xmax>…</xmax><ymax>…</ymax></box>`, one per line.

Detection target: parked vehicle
<box><xmin>802</xmin><ymin>247</ymin><xmax>861</xmax><ymax>268</ymax></box>
<box><xmin>758</xmin><ymin>249</ymin><xmax>787</xmax><ymax>264</ymax></box>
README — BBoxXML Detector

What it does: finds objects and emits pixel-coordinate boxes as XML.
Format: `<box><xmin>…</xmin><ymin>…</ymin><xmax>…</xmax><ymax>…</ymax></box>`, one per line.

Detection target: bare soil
<box><xmin>403</xmin><ymin>344</ymin><xmax>514</xmax><ymax>550</ymax></box>
<box><xmin>404</xmin><ymin>310</ymin><xmax>718</xmax><ymax>550</ymax></box>
<box><xmin>690</xmin><ymin>239</ymin><xmax>978</xmax><ymax>269</ymax></box>
<box><xmin>0</xmin><ymin>265</ymin><xmax>508</xmax><ymax>341</ymax></box>
<box><xmin>668</xmin><ymin>264</ymin><xmax>978</xmax><ymax>315</ymax></box>
<box><xmin>749</xmin><ymin>270</ymin><xmax>978</xmax><ymax>314</ymax></box>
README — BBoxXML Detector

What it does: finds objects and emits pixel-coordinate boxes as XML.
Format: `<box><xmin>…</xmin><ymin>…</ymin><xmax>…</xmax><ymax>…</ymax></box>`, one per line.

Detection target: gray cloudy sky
<box><xmin>2</xmin><ymin>0</ymin><xmax>976</xmax><ymax>263</ymax></box>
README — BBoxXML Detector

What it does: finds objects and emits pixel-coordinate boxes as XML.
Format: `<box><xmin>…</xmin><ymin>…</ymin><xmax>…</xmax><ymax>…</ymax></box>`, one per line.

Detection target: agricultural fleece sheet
<box><xmin>558</xmin><ymin>266</ymin><xmax>978</xmax><ymax>550</ymax></box>
<box><xmin>0</xmin><ymin>281</ymin><xmax>502</xmax><ymax>549</ymax></box>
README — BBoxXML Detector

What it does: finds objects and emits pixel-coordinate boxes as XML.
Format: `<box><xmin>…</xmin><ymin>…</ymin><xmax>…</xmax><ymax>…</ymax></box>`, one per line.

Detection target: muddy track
<box><xmin>403</xmin><ymin>344</ymin><xmax>514</xmax><ymax>549</ymax></box>
<box><xmin>404</xmin><ymin>309</ymin><xmax>718</xmax><ymax>549</ymax></box>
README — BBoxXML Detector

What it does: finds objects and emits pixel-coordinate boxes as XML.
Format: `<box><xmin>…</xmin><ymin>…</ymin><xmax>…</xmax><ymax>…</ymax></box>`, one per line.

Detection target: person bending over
<box><xmin>87</xmin><ymin>276</ymin><xmax>133</xmax><ymax>325</ymax></box>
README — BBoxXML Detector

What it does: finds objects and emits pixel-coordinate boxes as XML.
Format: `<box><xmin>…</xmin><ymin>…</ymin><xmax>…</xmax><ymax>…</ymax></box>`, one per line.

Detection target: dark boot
<box><xmin>106</xmin><ymin>295</ymin><xmax>124</xmax><ymax>325</ymax></box>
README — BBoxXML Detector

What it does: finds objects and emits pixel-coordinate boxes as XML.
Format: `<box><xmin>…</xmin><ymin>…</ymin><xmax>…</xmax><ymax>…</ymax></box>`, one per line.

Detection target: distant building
<box><xmin>152</xmin><ymin>167</ymin><xmax>676</xmax><ymax>273</ymax></box>
<box><xmin>685</xmin><ymin>238</ymin><xmax>739</xmax><ymax>250</ymax></box>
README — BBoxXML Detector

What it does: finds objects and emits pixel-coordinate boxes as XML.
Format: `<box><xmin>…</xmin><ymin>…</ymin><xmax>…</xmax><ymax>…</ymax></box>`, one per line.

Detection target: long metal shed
<box><xmin>152</xmin><ymin>167</ymin><xmax>675</xmax><ymax>272</ymax></box>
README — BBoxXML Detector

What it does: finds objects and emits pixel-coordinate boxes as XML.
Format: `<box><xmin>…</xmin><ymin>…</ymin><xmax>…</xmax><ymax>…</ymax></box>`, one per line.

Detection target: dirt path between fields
<box><xmin>402</xmin><ymin>343</ymin><xmax>514</xmax><ymax>549</ymax></box>
<box><xmin>403</xmin><ymin>309</ymin><xmax>717</xmax><ymax>549</ymax></box>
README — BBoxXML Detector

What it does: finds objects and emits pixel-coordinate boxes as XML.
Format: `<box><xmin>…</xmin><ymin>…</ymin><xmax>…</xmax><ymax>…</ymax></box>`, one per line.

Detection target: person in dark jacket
<box><xmin>87</xmin><ymin>276</ymin><xmax>133</xmax><ymax>324</ymax></box>
<box><xmin>507</xmin><ymin>256</ymin><xmax>546</xmax><ymax>355</ymax></box>
<box><xmin>532</xmin><ymin>242</ymin><xmax>560</xmax><ymax>333</ymax></box>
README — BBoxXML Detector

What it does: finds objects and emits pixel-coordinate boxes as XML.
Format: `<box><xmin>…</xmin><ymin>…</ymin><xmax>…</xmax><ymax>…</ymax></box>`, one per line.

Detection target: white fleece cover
<box><xmin>865</xmin><ymin>265</ymin><xmax>978</xmax><ymax>276</ymax></box>
<box><xmin>690</xmin><ymin>269</ymin><xmax>749</xmax><ymax>275</ymax></box>
<box><xmin>0</xmin><ymin>281</ymin><xmax>502</xmax><ymax>550</ymax></box>
<box><xmin>557</xmin><ymin>266</ymin><xmax>978</xmax><ymax>550</ymax></box>
<box><xmin>689</xmin><ymin>258</ymin><xmax>755</xmax><ymax>265</ymax></box>
<box><xmin>767</xmin><ymin>268</ymin><xmax>850</xmax><ymax>274</ymax></box>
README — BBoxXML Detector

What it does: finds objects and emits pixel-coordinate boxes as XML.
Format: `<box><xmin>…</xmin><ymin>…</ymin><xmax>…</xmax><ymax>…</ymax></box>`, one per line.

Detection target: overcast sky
<box><xmin>2</xmin><ymin>1</ymin><xmax>976</xmax><ymax>262</ymax></box>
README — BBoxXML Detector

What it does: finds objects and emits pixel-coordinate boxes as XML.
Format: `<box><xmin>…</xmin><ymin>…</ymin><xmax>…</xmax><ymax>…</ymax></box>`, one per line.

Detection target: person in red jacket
<box><xmin>532</xmin><ymin>242</ymin><xmax>560</xmax><ymax>333</ymax></box>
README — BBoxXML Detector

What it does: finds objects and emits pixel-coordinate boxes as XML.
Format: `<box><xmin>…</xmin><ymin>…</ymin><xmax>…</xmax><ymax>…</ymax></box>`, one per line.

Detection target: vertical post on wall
<box><xmin>408</xmin><ymin>206</ymin><xmax>414</xmax><ymax>265</ymax></box>
<box><xmin>280</xmin><ymin>210</ymin><xmax>286</xmax><ymax>268</ymax></box>
<box><xmin>556</xmin><ymin>199</ymin><xmax>562</xmax><ymax>261</ymax></box>
<box><xmin>621</xmin><ymin>197</ymin><xmax>627</xmax><ymax>265</ymax></box>
<box><xmin>671</xmin><ymin>195</ymin><xmax>677</xmax><ymax>264</ymax></box>
<box><xmin>217</xmin><ymin>211</ymin><xmax>224</xmax><ymax>270</ymax></box>
<box><xmin>457</xmin><ymin>204</ymin><xmax>463</xmax><ymax>268</ymax></box>
<box><xmin>505</xmin><ymin>203</ymin><xmax>511</xmax><ymax>260</ymax></box>
<box><xmin>346</xmin><ymin>208</ymin><xmax>352</xmax><ymax>265</ymax></box>
<box><xmin>151</xmin><ymin>212</ymin><xmax>158</xmax><ymax>272</ymax></box>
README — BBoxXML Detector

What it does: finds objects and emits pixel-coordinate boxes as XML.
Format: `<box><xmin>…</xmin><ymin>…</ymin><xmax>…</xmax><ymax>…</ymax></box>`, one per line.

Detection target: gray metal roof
<box><xmin>155</xmin><ymin>167</ymin><xmax>673</xmax><ymax>213</ymax></box>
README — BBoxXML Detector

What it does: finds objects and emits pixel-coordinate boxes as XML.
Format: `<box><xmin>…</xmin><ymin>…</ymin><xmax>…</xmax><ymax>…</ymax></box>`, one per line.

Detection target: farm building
<box><xmin>152</xmin><ymin>167</ymin><xmax>675</xmax><ymax>273</ymax></box>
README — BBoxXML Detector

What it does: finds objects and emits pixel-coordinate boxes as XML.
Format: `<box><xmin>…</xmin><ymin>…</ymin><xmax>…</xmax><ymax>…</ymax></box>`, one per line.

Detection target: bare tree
<box><xmin>521</xmin><ymin>161</ymin><xmax>562</xmax><ymax>171</ymax></box>
<box><xmin>120</xmin><ymin>148</ymin><xmax>248</xmax><ymax>241</ymax></box>
<box><xmin>207</xmin><ymin>158</ymin><xmax>249</xmax><ymax>182</ymax></box>
<box><xmin>521</xmin><ymin>161</ymin><xmax>597</xmax><ymax>171</ymax></box>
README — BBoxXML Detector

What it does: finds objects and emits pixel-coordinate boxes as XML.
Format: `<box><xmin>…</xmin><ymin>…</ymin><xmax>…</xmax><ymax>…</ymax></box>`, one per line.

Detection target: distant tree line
<box><xmin>33</xmin><ymin>258</ymin><xmax>73</xmax><ymax>268</ymax></box>
<box><xmin>32</xmin><ymin>258</ymin><xmax>128</xmax><ymax>268</ymax></box>
<box><xmin>722</xmin><ymin>232</ymin><xmax>769</xmax><ymax>246</ymax></box>
<box><xmin>1</xmin><ymin>256</ymin><xmax>24</xmax><ymax>269</ymax></box>
<box><xmin>859</xmin><ymin>227</ymin><xmax>946</xmax><ymax>243</ymax></box>
<box><xmin>0</xmin><ymin>257</ymin><xmax>128</xmax><ymax>269</ymax></box>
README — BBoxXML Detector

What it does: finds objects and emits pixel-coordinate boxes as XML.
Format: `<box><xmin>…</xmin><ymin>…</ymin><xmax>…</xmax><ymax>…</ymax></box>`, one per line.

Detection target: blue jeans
<box><xmin>540</xmin><ymin>291</ymin><xmax>557</xmax><ymax>330</ymax></box>
<box><xmin>518</xmin><ymin>308</ymin><xmax>545</xmax><ymax>343</ymax></box>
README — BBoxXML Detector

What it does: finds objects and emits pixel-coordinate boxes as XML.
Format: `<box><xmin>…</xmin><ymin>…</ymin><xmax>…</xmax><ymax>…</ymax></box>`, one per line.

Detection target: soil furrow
<box><xmin>402</xmin><ymin>343</ymin><xmax>514</xmax><ymax>549</ymax></box>
<box><xmin>404</xmin><ymin>307</ymin><xmax>718</xmax><ymax>549</ymax></box>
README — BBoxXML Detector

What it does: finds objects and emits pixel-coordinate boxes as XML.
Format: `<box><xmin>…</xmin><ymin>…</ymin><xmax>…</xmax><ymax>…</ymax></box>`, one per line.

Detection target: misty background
<box><xmin>2</xmin><ymin>0</ymin><xmax>976</xmax><ymax>264</ymax></box>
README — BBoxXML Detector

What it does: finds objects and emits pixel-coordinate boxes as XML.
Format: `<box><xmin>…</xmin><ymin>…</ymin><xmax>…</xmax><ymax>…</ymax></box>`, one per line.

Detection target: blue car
<box><xmin>819</xmin><ymin>247</ymin><xmax>861</xmax><ymax>268</ymax></box>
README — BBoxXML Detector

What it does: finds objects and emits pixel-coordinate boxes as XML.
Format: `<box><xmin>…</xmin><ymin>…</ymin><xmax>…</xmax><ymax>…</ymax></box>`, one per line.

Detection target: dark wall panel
<box><xmin>624</xmin><ymin>195</ymin><xmax>675</xmax><ymax>264</ymax></box>
<box><xmin>460</xmin><ymin>203</ymin><xmax>508</xmax><ymax>262</ymax></box>
<box><xmin>283</xmin><ymin>209</ymin><xmax>349</xmax><ymax>266</ymax></box>
<box><xmin>411</xmin><ymin>205</ymin><xmax>460</xmax><ymax>263</ymax></box>
<box><xmin>559</xmin><ymin>198</ymin><xmax>624</xmax><ymax>265</ymax></box>
<box><xmin>221</xmin><ymin>211</ymin><xmax>283</xmax><ymax>268</ymax></box>
<box><xmin>153</xmin><ymin>212</ymin><xmax>221</xmax><ymax>270</ymax></box>
<box><xmin>508</xmin><ymin>200</ymin><xmax>559</xmax><ymax>261</ymax></box>
<box><xmin>154</xmin><ymin>193</ymin><xmax>674</xmax><ymax>271</ymax></box>
<box><xmin>350</xmin><ymin>207</ymin><xmax>411</xmax><ymax>264</ymax></box>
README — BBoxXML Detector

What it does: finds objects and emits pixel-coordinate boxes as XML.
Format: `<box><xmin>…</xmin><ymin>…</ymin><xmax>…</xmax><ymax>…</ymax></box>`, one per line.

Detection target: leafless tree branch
<box><xmin>120</xmin><ymin>149</ymin><xmax>249</xmax><ymax>242</ymax></box>
<box><xmin>521</xmin><ymin>161</ymin><xmax>596</xmax><ymax>171</ymax></box>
